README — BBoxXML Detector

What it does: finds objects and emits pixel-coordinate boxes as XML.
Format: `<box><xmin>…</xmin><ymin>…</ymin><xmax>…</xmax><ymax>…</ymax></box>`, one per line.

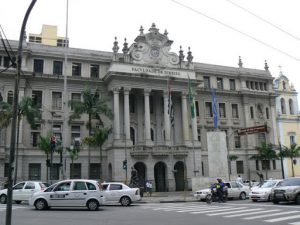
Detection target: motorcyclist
<box><xmin>216</xmin><ymin>178</ymin><xmax>225</xmax><ymax>203</ymax></box>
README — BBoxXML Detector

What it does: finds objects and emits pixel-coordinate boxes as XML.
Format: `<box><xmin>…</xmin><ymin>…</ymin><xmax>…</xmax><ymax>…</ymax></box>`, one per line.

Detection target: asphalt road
<box><xmin>1</xmin><ymin>200</ymin><xmax>300</xmax><ymax>225</ymax></box>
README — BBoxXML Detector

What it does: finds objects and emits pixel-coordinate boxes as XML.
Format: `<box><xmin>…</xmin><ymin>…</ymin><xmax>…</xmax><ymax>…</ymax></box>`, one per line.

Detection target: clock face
<box><xmin>150</xmin><ymin>48</ymin><xmax>160</xmax><ymax>58</ymax></box>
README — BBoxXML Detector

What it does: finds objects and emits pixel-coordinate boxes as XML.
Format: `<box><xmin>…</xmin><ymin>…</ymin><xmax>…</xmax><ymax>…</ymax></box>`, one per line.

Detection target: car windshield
<box><xmin>44</xmin><ymin>183</ymin><xmax>58</xmax><ymax>192</ymax></box>
<box><xmin>260</xmin><ymin>180</ymin><xmax>277</xmax><ymax>188</ymax></box>
<box><xmin>277</xmin><ymin>178</ymin><xmax>300</xmax><ymax>187</ymax></box>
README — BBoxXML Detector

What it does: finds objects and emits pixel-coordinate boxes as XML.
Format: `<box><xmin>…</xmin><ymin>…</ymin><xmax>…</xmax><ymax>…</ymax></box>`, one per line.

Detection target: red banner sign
<box><xmin>238</xmin><ymin>125</ymin><xmax>267</xmax><ymax>135</ymax></box>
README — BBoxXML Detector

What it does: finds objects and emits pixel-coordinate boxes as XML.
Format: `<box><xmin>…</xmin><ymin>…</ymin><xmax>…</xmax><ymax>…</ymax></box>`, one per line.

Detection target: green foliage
<box><xmin>68</xmin><ymin>146</ymin><xmax>80</xmax><ymax>161</ymax></box>
<box><xmin>279</xmin><ymin>143</ymin><xmax>300</xmax><ymax>177</ymax></box>
<box><xmin>0</xmin><ymin>101</ymin><xmax>12</xmax><ymax>128</ymax></box>
<box><xmin>38</xmin><ymin>135</ymin><xmax>52</xmax><ymax>155</ymax></box>
<box><xmin>228</xmin><ymin>155</ymin><xmax>238</xmax><ymax>161</ymax></box>
<box><xmin>91</xmin><ymin>127</ymin><xmax>112</xmax><ymax>147</ymax></box>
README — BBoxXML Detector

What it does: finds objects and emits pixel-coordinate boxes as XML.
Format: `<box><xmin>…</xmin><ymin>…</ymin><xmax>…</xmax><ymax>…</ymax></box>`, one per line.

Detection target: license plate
<box><xmin>275</xmin><ymin>193</ymin><xmax>283</xmax><ymax>197</ymax></box>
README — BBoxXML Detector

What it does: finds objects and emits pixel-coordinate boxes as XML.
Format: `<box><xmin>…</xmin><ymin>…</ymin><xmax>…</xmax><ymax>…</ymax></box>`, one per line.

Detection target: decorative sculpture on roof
<box><xmin>129</xmin><ymin>23</ymin><xmax>180</xmax><ymax>67</ymax></box>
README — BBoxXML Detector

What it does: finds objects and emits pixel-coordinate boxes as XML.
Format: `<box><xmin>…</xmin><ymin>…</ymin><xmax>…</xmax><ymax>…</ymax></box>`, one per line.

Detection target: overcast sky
<box><xmin>1</xmin><ymin>0</ymin><xmax>300</xmax><ymax>99</ymax></box>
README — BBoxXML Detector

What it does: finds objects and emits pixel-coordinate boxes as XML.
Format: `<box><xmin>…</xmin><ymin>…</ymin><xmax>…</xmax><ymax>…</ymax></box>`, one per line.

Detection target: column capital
<box><xmin>144</xmin><ymin>88</ymin><xmax>152</xmax><ymax>95</ymax></box>
<box><xmin>112</xmin><ymin>87</ymin><xmax>120</xmax><ymax>93</ymax></box>
<box><xmin>181</xmin><ymin>91</ymin><xmax>188</xmax><ymax>98</ymax></box>
<box><xmin>124</xmin><ymin>87</ymin><xmax>131</xmax><ymax>94</ymax></box>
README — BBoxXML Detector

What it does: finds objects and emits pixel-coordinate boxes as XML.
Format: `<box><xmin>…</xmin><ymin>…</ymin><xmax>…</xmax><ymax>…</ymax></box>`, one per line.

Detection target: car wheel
<box><xmin>296</xmin><ymin>194</ymin><xmax>300</xmax><ymax>205</ymax></box>
<box><xmin>15</xmin><ymin>201</ymin><xmax>22</xmax><ymax>204</ymax></box>
<box><xmin>239</xmin><ymin>192</ymin><xmax>246</xmax><ymax>200</ymax></box>
<box><xmin>252</xmin><ymin>199</ymin><xmax>257</xmax><ymax>202</ymax></box>
<box><xmin>87</xmin><ymin>199</ymin><xmax>99</xmax><ymax>211</ymax></box>
<box><xmin>0</xmin><ymin>194</ymin><xmax>7</xmax><ymax>204</ymax></box>
<box><xmin>34</xmin><ymin>199</ymin><xmax>48</xmax><ymax>210</ymax></box>
<box><xmin>120</xmin><ymin>196</ymin><xmax>131</xmax><ymax>206</ymax></box>
<box><xmin>273</xmin><ymin>200</ymin><xmax>279</xmax><ymax>204</ymax></box>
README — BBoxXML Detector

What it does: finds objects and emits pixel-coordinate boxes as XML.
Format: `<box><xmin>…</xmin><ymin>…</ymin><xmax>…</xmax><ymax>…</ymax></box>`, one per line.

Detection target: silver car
<box><xmin>29</xmin><ymin>179</ymin><xmax>105</xmax><ymax>211</ymax></box>
<box><xmin>0</xmin><ymin>181</ymin><xmax>48</xmax><ymax>204</ymax></box>
<box><xmin>249</xmin><ymin>179</ymin><xmax>282</xmax><ymax>202</ymax></box>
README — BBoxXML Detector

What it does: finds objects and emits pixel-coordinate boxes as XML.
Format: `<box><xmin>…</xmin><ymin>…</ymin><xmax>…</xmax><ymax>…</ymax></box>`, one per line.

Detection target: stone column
<box><xmin>124</xmin><ymin>88</ymin><xmax>131</xmax><ymax>143</ymax></box>
<box><xmin>144</xmin><ymin>89</ymin><xmax>152</xmax><ymax>145</ymax></box>
<box><xmin>113</xmin><ymin>88</ymin><xmax>120</xmax><ymax>140</ymax></box>
<box><xmin>181</xmin><ymin>92</ymin><xmax>189</xmax><ymax>144</ymax></box>
<box><xmin>270</xmin><ymin>99</ymin><xmax>278</xmax><ymax>145</ymax></box>
<box><xmin>163</xmin><ymin>91</ymin><xmax>171</xmax><ymax>145</ymax></box>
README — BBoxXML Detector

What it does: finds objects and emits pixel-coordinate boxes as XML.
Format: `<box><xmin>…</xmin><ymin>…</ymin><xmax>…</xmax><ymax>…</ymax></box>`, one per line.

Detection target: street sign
<box><xmin>238</xmin><ymin>124</ymin><xmax>267</xmax><ymax>135</ymax></box>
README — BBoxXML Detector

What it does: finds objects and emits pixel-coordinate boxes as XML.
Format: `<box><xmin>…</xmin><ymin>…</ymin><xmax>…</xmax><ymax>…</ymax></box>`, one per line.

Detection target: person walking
<box><xmin>216</xmin><ymin>178</ymin><xmax>225</xmax><ymax>203</ymax></box>
<box><xmin>236</xmin><ymin>175</ymin><xmax>243</xmax><ymax>183</ymax></box>
<box><xmin>146</xmin><ymin>180</ymin><xmax>152</xmax><ymax>197</ymax></box>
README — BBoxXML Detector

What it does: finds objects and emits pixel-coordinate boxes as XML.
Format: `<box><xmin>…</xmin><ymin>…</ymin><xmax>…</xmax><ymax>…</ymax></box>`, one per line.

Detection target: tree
<box><xmin>37</xmin><ymin>135</ymin><xmax>52</xmax><ymax>181</ymax></box>
<box><xmin>91</xmin><ymin>127</ymin><xmax>112</xmax><ymax>179</ymax></box>
<box><xmin>68</xmin><ymin>145</ymin><xmax>80</xmax><ymax>179</ymax></box>
<box><xmin>69</xmin><ymin>87</ymin><xmax>113</xmax><ymax>178</ymax></box>
<box><xmin>249</xmin><ymin>142</ymin><xmax>278</xmax><ymax>180</ymax></box>
<box><xmin>0</xmin><ymin>97</ymin><xmax>41</xmax><ymax>183</ymax></box>
<box><xmin>279</xmin><ymin>143</ymin><xmax>300</xmax><ymax>177</ymax></box>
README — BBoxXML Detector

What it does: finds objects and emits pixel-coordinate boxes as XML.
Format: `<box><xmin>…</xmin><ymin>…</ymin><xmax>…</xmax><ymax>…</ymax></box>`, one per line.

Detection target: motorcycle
<box><xmin>206</xmin><ymin>186</ymin><xmax>228</xmax><ymax>204</ymax></box>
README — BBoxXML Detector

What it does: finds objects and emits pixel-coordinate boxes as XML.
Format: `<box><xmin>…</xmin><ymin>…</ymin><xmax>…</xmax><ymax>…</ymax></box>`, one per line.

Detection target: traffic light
<box><xmin>122</xmin><ymin>160</ymin><xmax>127</xmax><ymax>170</ymax></box>
<box><xmin>46</xmin><ymin>159</ymin><xmax>50</xmax><ymax>167</ymax></box>
<box><xmin>50</xmin><ymin>136</ymin><xmax>56</xmax><ymax>151</ymax></box>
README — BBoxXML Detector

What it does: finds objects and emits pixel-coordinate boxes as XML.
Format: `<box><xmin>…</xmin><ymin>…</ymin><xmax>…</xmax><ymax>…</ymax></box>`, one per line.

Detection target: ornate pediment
<box><xmin>129</xmin><ymin>23</ymin><xmax>180</xmax><ymax>67</ymax></box>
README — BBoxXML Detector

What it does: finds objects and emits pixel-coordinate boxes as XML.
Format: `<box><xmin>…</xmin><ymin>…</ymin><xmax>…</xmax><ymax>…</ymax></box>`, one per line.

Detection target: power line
<box><xmin>171</xmin><ymin>0</ymin><xmax>300</xmax><ymax>62</ymax></box>
<box><xmin>226</xmin><ymin>0</ymin><xmax>300</xmax><ymax>42</ymax></box>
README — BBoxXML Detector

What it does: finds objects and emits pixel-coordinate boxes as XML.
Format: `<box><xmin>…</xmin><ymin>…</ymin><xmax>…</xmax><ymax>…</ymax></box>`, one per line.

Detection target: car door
<box><xmin>21</xmin><ymin>182</ymin><xmax>36</xmax><ymax>200</ymax></box>
<box><xmin>228</xmin><ymin>182</ymin><xmax>240</xmax><ymax>198</ymax></box>
<box><xmin>12</xmin><ymin>182</ymin><xmax>26</xmax><ymax>201</ymax></box>
<box><xmin>108</xmin><ymin>184</ymin><xmax>123</xmax><ymax>201</ymax></box>
<box><xmin>69</xmin><ymin>181</ymin><xmax>89</xmax><ymax>206</ymax></box>
<box><xmin>49</xmin><ymin>181</ymin><xmax>72</xmax><ymax>206</ymax></box>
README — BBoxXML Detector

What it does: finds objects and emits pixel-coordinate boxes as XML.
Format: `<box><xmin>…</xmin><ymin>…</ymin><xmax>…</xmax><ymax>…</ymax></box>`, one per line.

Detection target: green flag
<box><xmin>188</xmin><ymin>77</ymin><xmax>195</xmax><ymax>118</ymax></box>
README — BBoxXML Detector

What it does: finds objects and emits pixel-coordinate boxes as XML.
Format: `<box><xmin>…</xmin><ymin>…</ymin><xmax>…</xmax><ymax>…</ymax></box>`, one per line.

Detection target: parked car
<box><xmin>249</xmin><ymin>179</ymin><xmax>282</xmax><ymax>201</ymax></box>
<box><xmin>101</xmin><ymin>182</ymin><xmax>141</xmax><ymax>206</ymax></box>
<box><xmin>194</xmin><ymin>181</ymin><xmax>250</xmax><ymax>201</ymax></box>
<box><xmin>271</xmin><ymin>177</ymin><xmax>300</xmax><ymax>205</ymax></box>
<box><xmin>0</xmin><ymin>181</ymin><xmax>48</xmax><ymax>204</ymax></box>
<box><xmin>29</xmin><ymin>179</ymin><xmax>105</xmax><ymax>211</ymax></box>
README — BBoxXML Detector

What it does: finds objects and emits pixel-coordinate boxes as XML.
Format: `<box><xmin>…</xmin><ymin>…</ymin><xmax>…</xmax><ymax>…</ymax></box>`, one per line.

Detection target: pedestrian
<box><xmin>216</xmin><ymin>178</ymin><xmax>225</xmax><ymax>203</ymax></box>
<box><xmin>236</xmin><ymin>174</ymin><xmax>243</xmax><ymax>183</ymax></box>
<box><xmin>146</xmin><ymin>180</ymin><xmax>152</xmax><ymax>197</ymax></box>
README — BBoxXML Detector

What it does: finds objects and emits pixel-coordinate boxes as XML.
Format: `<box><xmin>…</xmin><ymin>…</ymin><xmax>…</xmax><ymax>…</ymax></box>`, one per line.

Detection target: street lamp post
<box><xmin>5</xmin><ymin>1</ymin><xmax>36</xmax><ymax>225</ymax></box>
<box><xmin>278</xmin><ymin>141</ymin><xmax>285</xmax><ymax>179</ymax></box>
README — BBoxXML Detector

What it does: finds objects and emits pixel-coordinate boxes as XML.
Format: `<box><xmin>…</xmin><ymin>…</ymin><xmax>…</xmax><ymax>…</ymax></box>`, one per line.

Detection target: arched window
<box><xmin>7</xmin><ymin>91</ymin><xmax>13</xmax><ymax>104</ymax></box>
<box><xmin>281</xmin><ymin>98</ymin><xmax>286</xmax><ymax>114</ymax></box>
<box><xmin>283</xmin><ymin>81</ymin><xmax>286</xmax><ymax>90</ymax></box>
<box><xmin>289</xmin><ymin>99</ymin><xmax>294</xmax><ymax>115</ymax></box>
<box><xmin>130</xmin><ymin>127</ymin><xmax>135</xmax><ymax>145</ymax></box>
<box><xmin>250</xmin><ymin>106</ymin><xmax>254</xmax><ymax>119</ymax></box>
<box><xmin>266</xmin><ymin>107</ymin><xmax>270</xmax><ymax>119</ymax></box>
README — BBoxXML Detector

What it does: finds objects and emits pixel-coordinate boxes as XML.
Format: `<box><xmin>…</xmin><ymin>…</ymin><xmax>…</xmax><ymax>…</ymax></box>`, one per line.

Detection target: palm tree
<box><xmin>279</xmin><ymin>143</ymin><xmax>300</xmax><ymax>177</ymax></box>
<box><xmin>38</xmin><ymin>135</ymin><xmax>52</xmax><ymax>182</ymax></box>
<box><xmin>69</xmin><ymin>87</ymin><xmax>113</xmax><ymax>178</ymax></box>
<box><xmin>249</xmin><ymin>142</ymin><xmax>278</xmax><ymax>180</ymax></box>
<box><xmin>68</xmin><ymin>145</ymin><xmax>80</xmax><ymax>179</ymax></box>
<box><xmin>91</xmin><ymin>127</ymin><xmax>112</xmax><ymax>179</ymax></box>
<box><xmin>0</xmin><ymin>97</ymin><xmax>41</xmax><ymax>183</ymax></box>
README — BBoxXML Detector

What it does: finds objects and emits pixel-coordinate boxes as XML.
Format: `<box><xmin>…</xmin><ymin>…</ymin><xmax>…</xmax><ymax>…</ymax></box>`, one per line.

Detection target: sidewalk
<box><xmin>139</xmin><ymin>191</ymin><xmax>197</xmax><ymax>203</ymax></box>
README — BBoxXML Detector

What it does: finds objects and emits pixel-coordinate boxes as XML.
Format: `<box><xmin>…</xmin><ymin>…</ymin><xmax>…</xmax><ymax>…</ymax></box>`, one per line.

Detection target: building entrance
<box><xmin>154</xmin><ymin>162</ymin><xmax>167</xmax><ymax>192</ymax></box>
<box><xmin>174</xmin><ymin>161</ymin><xmax>185</xmax><ymax>191</ymax></box>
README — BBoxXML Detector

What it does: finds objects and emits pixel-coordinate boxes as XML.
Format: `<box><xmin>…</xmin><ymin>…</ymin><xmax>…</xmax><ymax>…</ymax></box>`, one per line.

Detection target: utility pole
<box><xmin>5</xmin><ymin>1</ymin><xmax>36</xmax><ymax>225</ymax></box>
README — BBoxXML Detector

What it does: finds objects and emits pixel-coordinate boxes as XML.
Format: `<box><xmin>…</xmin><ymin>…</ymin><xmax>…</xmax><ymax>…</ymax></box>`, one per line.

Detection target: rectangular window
<box><xmin>90</xmin><ymin>64</ymin><xmax>99</xmax><ymax>78</ymax></box>
<box><xmin>255</xmin><ymin>160</ymin><xmax>259</xmax><ymax>170</ymax></box>
<box><xmin>71</xmin><ymin>93</ymin><xmax>81</xmax><ymax>110</ymax></box>
<box><xmin>90</xmin><ymin>164</ymin><xmax>100</xmax><ymax>179</ymax></box>
<box><xmin>229</xmin><ymin>79</ymin><xmax>236</xmax><ymax>90</ymax></box>
<box><xmin>52</xmin><ymin>92</ymin><xmax>62</xmax><ymax>110</ymax></box>
<box><xmin>217</xmin><ymin>78</ymin><xmax>223</xmax><ymax>90</ymax></box>
<box><xmin>72</xmin><ymin>62</ymin><xmax>81</xmax><ymax>76</ymax></box>
<box><xmin>257</xmin><ymin>133</ymin><xmax>266</xmax><ymax>145</ymax></box>
<box><xmin>32</xmin><ymin>90</ymin><xmax>42</xmax><ymax>109</ymax></box>
<box><xmin>53</xmin><ymin>124</ymin><xmax>62</xmax><ymax>142</ymax></box>
<box><xmin>272</xmin><ymin>160</ymin><xmax>276</xmax><ymax>170</ymax></box>
<box><xmin>204</xmin><ymin>76</ymin><xmax>210</xmax><ymax>89</ymax></box>
<box><xmin>262</xmin><ymin>160</ymin><xmax>270</xmax><ymax>170</ymax></box>
<box><xmin>232</xmin><ymin>104</ymin><xmax>239</xmax><ymax>118</ymax></box>
<box><xmin>197</xmin><ymin>128</ymin><xmax>201</xmax><ymax>142</ymax></box>
<box><xmin>266</xmin><ymin>107</ymin><xmax>270</xmax><ymax>119</ymax></box>
<box><xmin>195</xmin><ymin>100</ymin><xmax>199</xmax><ymax>117</ymax></box>
<box><xmin>50</xmin><ymin>164</ymin><xmax>60</xmax><ymax>180</ymax></box>
<box><xmin>71</xmin><ymin>125</ymin><xmax>81</xmax><ymax>142</ymax></box>
<box><xmin>70</xmin><ymin>163</ymin><xmax>81</xmax><ymax>179</ymax></box>
<box><xmin>246</xmin><ymin>81</ymin><xmax>250</xmax><ymax>89</ymax></box>
<box><xmin>28</xmin><ymin>163</ymin><xmax>41</xmax><ymax>180</ymax></box>
<box><xmin>57</xmin><ymin>39</ymin><xmax>68</xmax><ymax>47</ymax></box>
<box><xmin>234</xmin><ymin>134</ymin><xmax>241</xmax><ymax>148</ymax></box>
<box><xmin>129</xmin><ymin>94</ymin><xmax>135</xmax><ymax>113</ymax></box>
<box><xmin>29</xmin><ymin>36</ymin><xmax>42</xmax><ymax>43</ymax></box>
<box><xmin>236</xmin><ymin>161</ymin><xmax>244</xmax><ymax>174</ymax></box>
<box><xmin>33</xmin><ymin>59</ymin><xmax>44</xmax><ymax>74</ymax></box>
<box><xmin>219</xmin><ymin>103</ymin><xmax>226</xmax><ymax>118</ymax></box>
<box><xmin>31</xmin><ymin>132</ymin><xmax>40</xmax><ymax>147</ymax></box>
<box><xmin>53</xmin><ymin>60</ymin><xmax>63</xmax><ymax>76</ymax></box>
<box><xmin>205</xmin><ymin>102</ymin><xmax>213</xmax><ymax>117</ymax></box>
<box><xmin>250</xmin><ymin>106</ymin><xmax>254</xmax><ymax>119</ymax></box>
<box><xmin>4</xmin><ymin>56</ymin><xmax>10</xmax><ymax>68</ymax></box>
<box><xmin>290</xmin><ymin>136</ymin><xmax>295</xmax><ymax>145</ymax></box>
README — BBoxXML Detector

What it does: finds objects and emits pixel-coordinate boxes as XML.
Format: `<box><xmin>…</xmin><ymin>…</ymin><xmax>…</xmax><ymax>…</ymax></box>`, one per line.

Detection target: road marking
<box><xmin>225</xmin><ymin>209</ymin><xmax>280</xmax><ymax>218</ymax></box>
<box><xmin>191</xmin><ymin>207</ymin><xmax>247</xmax><ymax>214</ymax></box>
<box><xmin>289</xmin><ymin>222</ymin><xmax>300</xmax><ymax>225</ymax></box>
<box><xmin>265</xmin><ymin>215</ymin><xmax>300</xmax><ymax>223</ymax></box>
<box><xmin>207</xmin><ymin>208</ymin><xmax>262</xmax><ymax>216</ymax></box>
<box><xmin>243</xmin><ymin>211</ymin><xmax>299</xmax><ymax>220</ymax></box>
<box><xmin>177</xmin><ymin>206</ymin><xmax>226</xmax><ymax>212</ymax></box>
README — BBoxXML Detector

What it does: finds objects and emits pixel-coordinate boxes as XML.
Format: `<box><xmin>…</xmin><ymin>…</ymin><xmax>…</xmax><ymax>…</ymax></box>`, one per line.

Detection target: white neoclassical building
<box><xmin>0</xmin><ymin>24</ymin><xmax>283</xmax><ymax>191</ymax></box>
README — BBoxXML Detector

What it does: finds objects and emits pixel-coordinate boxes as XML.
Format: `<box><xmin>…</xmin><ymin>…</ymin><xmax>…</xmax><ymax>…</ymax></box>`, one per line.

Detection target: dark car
<box><xmin>271</xmin><ymin>177</ymin><xmax>300</xmax><ymax>205</ymax></box>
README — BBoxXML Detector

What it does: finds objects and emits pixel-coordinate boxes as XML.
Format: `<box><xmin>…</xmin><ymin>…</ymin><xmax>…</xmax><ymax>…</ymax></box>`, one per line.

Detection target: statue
<box><xmin>256</xmin><ymin>172</ymin><xmax>264</xmax><ymax>182</ymax></box>
<box><xmin>129</xmin><ymin>167</ymin><xmax>139</xmax><ymax>188</ymax></box>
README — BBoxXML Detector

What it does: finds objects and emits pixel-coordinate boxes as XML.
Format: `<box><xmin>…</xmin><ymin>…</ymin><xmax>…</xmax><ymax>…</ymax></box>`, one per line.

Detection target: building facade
<box><xmin>274</xmin><ymin>72</ymin><xmax>300</xmax><ymax>177</ymax></box>
<box><xmin>0</xmin><ymin>24</ymin><xmax>283</xmax><ymax>191</ymax></box>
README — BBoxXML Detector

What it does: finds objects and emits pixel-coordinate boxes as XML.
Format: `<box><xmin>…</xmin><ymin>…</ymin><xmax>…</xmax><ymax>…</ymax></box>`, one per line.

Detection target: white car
<box><xmin>0</xmin><ymin>181</ymin><xmax>48</xmax><ymax>204</ymax></box>
<box><xmin>194</xmin><ymin>181</ymin><xmax>250</xmax><ymax>201</ymax></box>
<box><xmin>29</xmin><ymin>179</ymin><xmax>105</xmax><ymax>211</ymax></box>
<box><xmin>249</xmin><ymin>179</ymin><xmax>282</xmax><ymax>202</ymax></box>
<box><xmin>102</xmin><ymin>182</ymin><xmax>141</xmax><ymax>206</ymax></box>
